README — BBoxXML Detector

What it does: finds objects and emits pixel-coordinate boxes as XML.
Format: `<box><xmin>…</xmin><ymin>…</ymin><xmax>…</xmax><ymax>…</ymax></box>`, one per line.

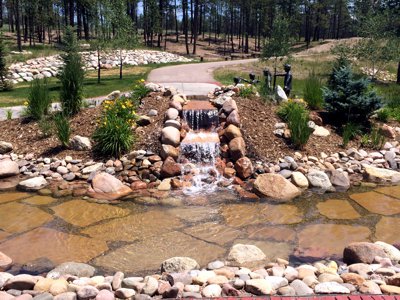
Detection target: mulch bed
<box><xmin>0</xmin><ymin>92</ymin><xmax>170</xmax><ymax>161</ymax></box>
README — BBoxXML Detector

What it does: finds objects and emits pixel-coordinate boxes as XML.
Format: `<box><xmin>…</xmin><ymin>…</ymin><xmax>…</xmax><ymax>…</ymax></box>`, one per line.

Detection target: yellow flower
<box><xmin>24</xmin><ymin>101</ymin><xmax>29</xmax><ymax>106</ymax></box>
<box><xmin>121</xmin><ymin>105</ymin><xmax>126</xmax><ymax>109</ymax></box>
<box><xmin>140</xmin><ymin>79</ymin><xmax>145</xmax><ymax>83</ymax></box>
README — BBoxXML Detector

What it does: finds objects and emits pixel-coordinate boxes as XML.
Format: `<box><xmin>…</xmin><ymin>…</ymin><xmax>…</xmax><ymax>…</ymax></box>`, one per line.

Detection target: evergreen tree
<box><xmin>0</xmin><ymin>31</ymin><xmax>10</xmax><ymax>91</ymax></box>
<box><xmin>59</xmin><ymin>26</ymin><xmax>85</xmax><ymax>116</ymax></box>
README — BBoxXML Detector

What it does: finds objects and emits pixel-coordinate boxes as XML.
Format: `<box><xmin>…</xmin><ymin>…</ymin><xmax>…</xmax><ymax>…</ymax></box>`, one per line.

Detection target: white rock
<box><xmin>275</xmin><ymin>85</ymin><xmax>288</xmax><ymax>102</ymax></box>
<box><xmin>202</xmin><ymin>284</ymin><xmax>222</xmax><ymax>297</ymax></box>
<box><xmin>17</xmin><ymin>176</ymin><xmax>48</xmax><ymax>191</ymax></box>
<box><xmin>313</xmin><ymin>125</ymin><xmax>330</xmax><ymax>137</ymax></box>
<box><xmin>291</xmin><ymin>171</ymin><xmax>309</xmax><ymax>188</ymax></box>
<box><xmin>314</xmin><ymin>282</ymin><xmax>350</xmax><ymax>294</ymax></box>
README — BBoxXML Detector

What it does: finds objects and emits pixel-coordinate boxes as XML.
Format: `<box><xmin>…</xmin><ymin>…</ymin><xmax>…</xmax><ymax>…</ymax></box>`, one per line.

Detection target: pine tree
<box><xmin>59</xmin><ymin>26</ymin><xmax>85</xmax><ymax>116</ymax></box>
<box><xmin>0</xmin><ymin>31</ymin><xmax>11</xmax><ymax>91</ymax></box>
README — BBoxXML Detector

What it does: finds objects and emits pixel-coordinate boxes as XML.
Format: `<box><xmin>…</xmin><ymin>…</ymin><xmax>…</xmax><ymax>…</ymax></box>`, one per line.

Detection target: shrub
<box><xmin>376</xmin><ymin>108</ymin><xmax>390</xmax><ymax>122</ymax></box>
<box><xmin>59</xmin><ymin>26</ymin><xmax>85</xmax><ymax>116</ymax></box>
<box><xmin>238</xmin><ymin>85</ymin><xmax>255</xmax><ymax>98</ymax></box>
<box><xmin>6</xmin><ymin>109</ymin><xmax>12</xmax><ymax>120</ymax></box>
<box><xmin>26</xmin><ymin>79</ymin><xmax>51</xmax><ymax>120</ymax></box>
<box><xmin>54</xmin><ymin>113</ymin><xmax>71</xmax><ymax>148</ymax></box>
<box><xmin>0</xmin><ymin>31</ymin><xmax>12</xmax><ymax>92</ymax></box>
<box><xmin>342</xmin><ymin>122</ymin><xmax>361</xmax><ymax>147</ymax></box>
<box><xmin>323</xmin><ymin>65</ymin><xmax>382</xmax><ymax>125</ymax></box>
<box><xmin>284</xmin><ymin>102</ymin><xmax>313</xmax><ymax>149</ymax></box>
<box><xmin>303</xmin><ymin>71</ymin><xmax>323</xmax><ymax>110</ymax></box>
<box><xmin>277</xmin><ymin>101</ymin><xmax>308</xmax><ymax>122</ymax></box>
<box><xmin>131</xmin><ymin>79</ymin><xmax>151</xmax><ymax>106</ymax></box>
<box><xmin>93</xmin><ymin>97</ymin><xmax>137</xmax><ymax>157</ymax></box>
<box><xmin>38</xmin><ymin>117</ymin><xmax>54</xmax><ymax>138</ymax></box>
<box><xmin>360</xmin><ymin>127</ymin><xmax>385</xmax><ymax>150</ymax></box>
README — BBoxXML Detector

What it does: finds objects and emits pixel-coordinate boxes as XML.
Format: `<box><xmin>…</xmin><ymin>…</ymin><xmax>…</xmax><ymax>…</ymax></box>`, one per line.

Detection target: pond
<box><xmin>0</xmin><ymin>185</ymin><xmax>399</xmax><ymax>276</ymax></box>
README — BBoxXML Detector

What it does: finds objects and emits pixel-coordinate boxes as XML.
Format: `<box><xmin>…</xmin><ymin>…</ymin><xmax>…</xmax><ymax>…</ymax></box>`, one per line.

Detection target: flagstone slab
<box><xmin>375</xmin><ymin>185</ymin><xmax>400</xmax><ymax>199</ymax></box>
<box><xmin>0</xmin><ymin>231</ymin><xmax>9</xmax><ymax>241</ymax></box>
<box><xmin>246</xmin><ymin>225</ymin><xmax>296</xmax><ymax>242</ymax></box>
<box><xmin>349</xmin><ymin>191</ymin><xmax>400</xmax><ymax>215</ymax></box>
<box><xmin>317</xmin><ymin>199</ymin><xmax>361</xmax><ymax>219</ymax></box>
<box><xmin>0</xmin><ymin>202</ymin><xmax>53</xmax><ymax>233</ymax></box>
<box><xmin>233</xmin><ymin>239</ymin><xmax>294</xmax><ymax>262</ymax></box>
<box><xmin>167</xmin><ymin>207</ymin><xmax>220</xmax><ymax>223</ymax></box>
<box><xmin>375</xmin><ymin>216</ymin><xmax>400</xmax><ymax>245</ymax></box>
<box><xmin>23</xmin><ymin>196</ymin><xmax>56</xmax><ymax>206</ymax></box>
<box><xmin>0</xmin><ymin>192</ymin><xmax>31</xmax><ymax>204</ymax></box>
<box><xmin>295</xmin><ymin>224</ymin><xmax>371</xmax><ymax>259</ymax></box>
<box><xmin>221</xmin><ymin>203</ymin><xmax>303</xmax><ymax>228</ymax></box>
<box><xmin>0</xmin><ymin>227</ymin><xmax>108</xmax><ymax>265</ymax></box>
<box><xmin>183</xmin><ymin>222</ymin><xmax>242</xmax><ymax>246</ymax></box>
<box><xmin>93</xmin><ymin>231</ymin><xmax>225</xmax><ymax>273</ymax></box>
<box><xmin>51</xmin><ymin>199</ymin><xmax>130</xmax><ymax>227</ymax></box>
<box><xmin>82</xmin><ymin>210</ymin><xmax>183</xmax><ymax>242</ymax></box>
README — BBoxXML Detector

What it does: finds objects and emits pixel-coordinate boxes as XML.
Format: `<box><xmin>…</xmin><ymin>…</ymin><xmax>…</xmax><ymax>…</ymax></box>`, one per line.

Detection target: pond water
<box><xmin>0</xmin><ymin>185</ymin><xmax>399</xmax><ymax>276</ymax></box>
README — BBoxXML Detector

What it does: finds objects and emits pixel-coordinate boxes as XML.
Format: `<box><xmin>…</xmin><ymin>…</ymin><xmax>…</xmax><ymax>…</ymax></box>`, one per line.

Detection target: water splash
<box><xmin>182</xmin><ymin>109</ymin><xmax>219</xmax><ymax>131</ymax></box>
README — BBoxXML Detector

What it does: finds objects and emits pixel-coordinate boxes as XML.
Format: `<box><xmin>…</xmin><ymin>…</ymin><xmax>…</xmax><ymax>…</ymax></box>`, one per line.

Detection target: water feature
<box><xmin>0</xmin><ymin>185</ymin><xmax>399</xmax><ymax>275</ymax></box>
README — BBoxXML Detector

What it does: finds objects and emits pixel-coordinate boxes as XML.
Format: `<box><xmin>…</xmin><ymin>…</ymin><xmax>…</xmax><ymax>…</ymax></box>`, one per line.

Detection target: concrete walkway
<box><xmin>148</xmin><ymin>58</ymin><xmax>258</xmax><ymax>95</ymax></box>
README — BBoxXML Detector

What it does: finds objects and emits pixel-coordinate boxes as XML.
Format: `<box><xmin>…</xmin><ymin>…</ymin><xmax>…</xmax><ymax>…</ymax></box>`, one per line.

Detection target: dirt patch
<box><xmin>0</xmin><ymin>93</ymin><xmax>169</xmax><ymax>160</ymax></box>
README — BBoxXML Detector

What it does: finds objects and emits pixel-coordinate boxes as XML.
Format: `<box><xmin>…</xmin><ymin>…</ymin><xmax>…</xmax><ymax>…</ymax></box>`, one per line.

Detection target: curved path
<box><xmin>148</xmin><ymin>58</ymin><xmax>258</xmax><ymax>96</ymax></box>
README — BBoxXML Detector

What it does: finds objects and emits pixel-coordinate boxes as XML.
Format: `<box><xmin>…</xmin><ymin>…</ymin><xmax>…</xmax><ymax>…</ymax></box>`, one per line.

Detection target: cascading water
<box><xmin>179</xmin><ymin>99</ymin><xmax>224</xmax><ymax>194</ymax></box>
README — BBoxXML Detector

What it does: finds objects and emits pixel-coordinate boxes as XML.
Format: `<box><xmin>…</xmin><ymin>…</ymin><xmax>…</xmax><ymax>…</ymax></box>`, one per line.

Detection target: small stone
<box><xmin>340</xmin><ymin>273</ymin><xmax>365</xmax><ymax>287</ymax></box>
<box><xmin>290</xmin><ymin>279</ymin><xmax>314</xmax><ymax>296</ymax></box>
<box><xmin>278</xmin><ymin>286</ymin><xmax>296</xmax><ymax>296</ymax></box>
<box><xmin>53</xmin><ymin>292</ymin><xmax>77</xmax><ymax>300</ymax></box>
<box><xmin>0</xmin><ymin>251</ymin><xmax>12</xmax><ymax>271</ymax></box>
<box><xmin>313</xmin><ymin>126</ymin><xmax>330</xmax><ymax>137</ymax></box>
<box><xmin>207</xmin><ymin>260</ymin><xmax>224</xmax><ymax>270</ymax></box>
<box><xmin>314</xmin><ymin>282</ymin><xmax>350</xmax><ymax>294</ymax></box>
<box><xmin>69</xmin><ymin>136</ymin><xmax>92</xmax><ymax>151</ymax></box>
<box><xmin>0</xmin><ymin>141</ymin><xmax>13</xmax><ymax>154</ymax></box>
<box><xmin>265</xmin><ymin>276</ymin><xmax>288</xmax><ymax>289</ymax></box>
<box><xmin>115</xmin><ymin>288</ymin><xmax>135</xmax><ymax>299</ymax></box>
<box><xmin>77</xmin><ymin>286</ymin><xmax>99</xmax><ymax>300</ymax></box>
<box><xmin>291</xmin><ymin>172</ymin><xmax>309</xmax><ymax>188</ymax></box>
<box><xmin>4</xmin><ymin>274</ymin><xmax>38</xmax><ymax>290</ymax></box>
<box><xmin>380</xmin><ymin>285</ymin><xmax>400</xmax><ymax>294</ymax></box>
<box><xmin>142</xmin><ymin>276</ymin><xmax>158</xmax><ymax>296</ymax></box>
<box><xmin>245</xmin><ymin>279</ymin><xmax>273</xmax><ymax>295</ymax></box>
<box><xmin>49</xmin><ymin>279</ymin><xmax>68</xmax><ymax>296</ymax></box>
<box><xmin>227</xmin><ymin>244</ymin><xmax>266</xmax><ymax>266</ymax></box>
<box><xmin>33</xmin><ymin>292</ymin><xmax>54</xmax><ymax>300</ymax></box>
<box><xmin>307</xmin><ymin>170</ymin><xmax>332</xmax><ymax>190</ymax></box>
<box><xmin>202</xmin><ymin>284</ymin><xmax>222</xmax><ymax>297</ymax></box>
<box><xmin>161</xmin><ymin>257</ymin><xmax>199</xmax><ymax>273</ymax></box>
<box><xmin>112</xmin><ymin>271</ymin><xmax>124</xmax><ymax>290</ymax></box>
<box><xmin>47</xmin><ymin>262</ymin><xmax>95</xmax><ymax>279</ymax></box>
<box><xmin>359</xmin><ymin>281</ymin><xmax>382</xmax><ymax>294</ymax></box>
<box><xmin>375</xmin><ymin>241</ymin><xmax>400</xmax><ymax>263</ymax></box>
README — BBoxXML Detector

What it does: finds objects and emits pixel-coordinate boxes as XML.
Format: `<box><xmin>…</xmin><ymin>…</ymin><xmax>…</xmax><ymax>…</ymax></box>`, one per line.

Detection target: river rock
<box><xmin>328</xmin><ymin>170</ymin><xmax>350</xmax><ymax>190</ymax></box>
<box><xmin>17</xmin><ymin>176</ymin><xmax>48</xmax><ymax>191</ymax></box>
<box><xmin>224</xmin><ymin>124</ymin><xmax>242</xmax><ymax>140</ymax></box>
<box><xmin>229</xmin><ymin>137</ymin><xmax>246</xmax><ymax>161</ymax></box>
<box><xmin>47</xmin><ymin>262</ymin><xmax>96</xmax><ymax>279</ymax></box>
<box><xmin>53</xmin><ymin>292</ymin><xmax>77</xmax><ymax>300</ymax></box>
<box><xmin>291</xmin><ymin>172</ymin><xmax>309</xmax><ymax>188</ymax></box>
<box><xmin>112</xmin><ymin>272</ymin><xmax>124</xmax><ymax>290</ymax></box>
<box><xmin>161</xmin><ymin>127</ymin><xmax>181</xmax><ymax>147</ymax></box>
<box><xmin>381</xmin><ymin>285</ymin><xmax>400</xmax><ymax>294</ymax></box>
<box><xmin>264</xmin><ymin>276</ymin><xmax>288</xmax><ymax>289</ymax></box>
<box><xmin>275</xmin><ymin>85</ymin><xmax>288</xmax><ymax>102</ymax></box>
<box><xmin>165</xmin><ymin>108</ymin><xmax>179</xmax><ymax>120</ymax></box>
<box><xmin>235</xmin><ymin>157</ymin><xmax>253</xmax><ymax>179</ymax></box>
<box><xmin>362</xmin><ymin>164</ymin><xmax>400</xmax><ymax>182</ymax></box>
<box><xmin>95</xmin><ymin>290</ymin><xmax>115</xmax><ymax>300</ymax></box>
<box><xmin>314</xmin><ymin>282</ymin><xmax>350</xmax><ymax>294</ymax></box>
<box><xmin>290</xmin><ymin>279</ymin><xmax>313</xmax><ymax>296</ymax></box>
<box><xmin>0</xmin><ymin>251</ymin><xmax>12</xmax><ymax>271</ymax></box>
<box><xmin>245</xmin><ymin>279</ymin><xmax>273</xmax><ymax>295</ymax></box>
<box><xmin>253</xmin><ymin>173</ymin><xmax>301</xmax><ymax>202</ymax></box>
<box><xmin>340</xmin><ymin>273</ymin><xmax>365</xmax><ymax>286</ymax></box>
<box><xmin>69</xmin><ymin>136</ymin><xmax>92</xmax><ymax>151</ymax></box>
<box><xmin>359</xmin><ymin>281</ymin><xmax>382</xmax><ymax>294</ymax></box>
<box><xmin>0</xmin><ymin>141</ymin><xmax>13</xmax><ymax>154</ymax></box>
<box><xmin>115</xmin><ymin>288</ymin><xmax>135</xmax><ymax>299</ymax></box>
<box><xmin>313</xmin><ymin>126</ymin><xmax>330</xmax><ymax>137</ymax></box>
<box><xmin>222</xmin><ymin>99</ymin><xmax>238</xmax><ymax>115</ymax></box>
<box><xmin>33</xmin><ymin>292</ymin><xmax>54</xmax><ymax>300</ymax></box>
<box><xmin>77</xmin><ymin>286</ymin><xmax>99</xmax><ymax>300</ymax></box>
<box><xmin>307</xmin><ymin>170</ymin><xmax>332</xmax><ymax>190</ymax></box>
<box><xmin>0</xmin><ymin>159</ymin><xmax>19</xmax><ymax>178</ymax></box>
<box><xmin>227</xmin><ymin>110</ymin><xmax>241</xmax><ymax>127</ymax></box>
<box><xmin>202</xmin><ymin>284</ymin><xmax>222</xmax><ymax>297</ymax></box>
<box><xmin>142</xmin><ymin>276</ymin><xmax>158</xmax><ymax>296</ymax></box>
<box><xmin>161</xmin><ymin>257</ymin><xmax>199</xmax><ymax>273</ymax></box>
<box><xmin>227</xmin><ymin>244</ymin><xmax>266</xmax><ymax>266</ymax></box>
<box><xmin>160</xmin><ymin>144</ymin><xmax>179</xmax><ymax>160</ymax></box>
<box><xmin>374</xmin><ymin>241</ymin><xmax>400</xmax><ymax>263</ymax></box>
<box><xmin>88</xmin><ymin>172</ymin><xmax>132</xmax><ymax>200</ymax></box>
<box><xmin>4</xmin><ymin>274</ymin><xmax>38</xmax><ymax>290</ymax></box>
<box><xmin>49</xmin><ymin>279</ymin><xmax>68</xmax><ymax>296</ymax></box>
<box><xmin>343</xmin><ymin>242</ymin><xmax>388</xmax><ymax>264</ymax></box>
<box><xmin>161</xmin><ymin>157</ymin><xmax>181</xmax><ymax>178</ymax></box>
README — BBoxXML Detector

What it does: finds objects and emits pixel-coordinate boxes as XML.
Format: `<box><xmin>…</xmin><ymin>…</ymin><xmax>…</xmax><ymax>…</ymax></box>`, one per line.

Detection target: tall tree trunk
<box><xmin>14</xmin><ymin>0</ymin><xmax>22</xmax><ymax>52</ymax></box>
<box><xmin>77</xmin><ymin>2</ymin><xmax>82</xmax><ymax>39</ymax></box>
<box><xmin>174</xmin><ymin>0</ymin><xmax>179</xmax><ymax>42</ymax></box>
<box><xmin>0</xmin><ymin>0</ymin><xmax>3</xmax><ymax>28</ymax></box>
<box><xmin>69</xmin><ymin>0</ymin><xmax>74</xmax><ymax>27</ymax></box>
<box><xmin>192</xmin><ymin>0</ymin><xmax>199</xmax><ymax>54</ymax></box>
<box><xmin>397</xmin><ymin>61</ymin><xmax>400</xmax><ymax>84</ymax></box>
<box><xmin>183</xmin><ymin>0</ymin><xmax>189</xmax><ymax>54</ymax></box>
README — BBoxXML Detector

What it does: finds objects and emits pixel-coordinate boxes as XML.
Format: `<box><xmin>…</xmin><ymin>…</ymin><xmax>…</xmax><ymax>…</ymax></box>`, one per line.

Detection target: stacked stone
<box><xmin>7</xmin><ymin>50</ymin><xmax>191</xmax><ymax>84</ymax></box>
<box><xmin>1</xmin><ymin>241</ymin><xmax>400</xmax><ymax>299</ymax></box>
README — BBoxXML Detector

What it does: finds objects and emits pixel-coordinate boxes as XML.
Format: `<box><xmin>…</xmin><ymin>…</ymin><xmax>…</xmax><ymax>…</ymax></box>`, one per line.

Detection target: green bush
<box><xmin>6</xmin><ymin>109</ymin><xmax>12</xmax><ymax>120</ymax></box>
<box><xmin>38</xmin><ymin>117</ymin><xmax>54</xmax><ymax>138</ymax></box>
<box><xmin>360</xmin><ymin>127</ymin><xmax>385</xmax><ymax>150</ymax></box>
<box><xmin>59</xmin><ymin>26</ymin><xmax>85</xmax><ymax>116</ymax></box>
<box><xmin>323</xmin><ymin>65</ymin><xmax>382</xmax><ymax>125</ymax></box>
<box><xmin>93</xmin><ymin>114</ymin><xmax>134</xmax><ymax>157</ymax></box>
<box><xmin>54</xmin><ymin>113</ymin><xmax>71</xmax><ymax>148</ymax></box>
<box><xmin>131</xmin><ymin>80</ymin><xmax>151</xmax><ymax>106</ymax></box>
<box><xmin>286</xmin><ymin>103</ymin><xmax>313</xmax><ymax>149</ymax></box>
<box><xmin>303</xmin><ymin>71</ymin><xmax>323</xmax><ymax>110</ymax></box>
<box><xmin>376</xmin><ymin>108</ymin><xmax>390</xmax><ymax>122</ymax></box>
<box><xmin>342</xmin><ymin>122</ymin><xmax>361</xmax><ymax>147</ymax></box>
<box><xmin>26</xmin><ymin>79</ymin><xmax>52</xmax><ymax>120</ymax></box>
<box><xmin>277</xmin><ymin>101</ymin><xmax>308</xmax><ymax>122</ymax></box>
<box><xmin>238</xmin><ymin>85</ymin><xmax>255</xmax><ymax>98</ymax></box>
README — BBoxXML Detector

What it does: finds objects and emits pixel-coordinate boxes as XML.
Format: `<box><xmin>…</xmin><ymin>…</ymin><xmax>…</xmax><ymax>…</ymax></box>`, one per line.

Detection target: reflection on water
<box><xmin>0</xmin><ymin>185</ymin><xmax>399</xmax><ymax>275</ymax></box>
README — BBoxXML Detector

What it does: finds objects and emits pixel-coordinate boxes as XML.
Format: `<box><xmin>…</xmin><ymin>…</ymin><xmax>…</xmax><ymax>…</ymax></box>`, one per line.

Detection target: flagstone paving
<box><xmin>246</xmin><ymin>225</ymin><xmax>297</xmax><ymax>242</ymax></box>
<box><xmin>183</xmin><ymin>222</ymin><xmax>242</xmax><ymax>246</ymax></box>
<box><xmin>0</xmin><ymin>192</ymin><xmax>31</xmax><ymax>204</ymax></box>
<box><xmin>350</xmin><ymin>191</ymin><xmax>400</xmax><ymax>215</ymax></box>
<box><xmin>317</xmin><ymin>199</ymin><xmax>361</xmax><ymax>219</ymax></box>
<box><xmin>375</xmin><ymin>216</ymin><xmax>400</xmax><ymax>244</ymax></box>
<box><xmin>23</xmin><ymin>195</ymin><xmax>56</xmax><ymax>206</ymax></box>
<box><xmin>374</xmin><ymin>185</ymin><xmax>400</xmax><ymax>199</ymax></box>
<box><xmin>234</xmin><ymin>239</ymin><xmax>294</xmax><ymax>262</ymax></box>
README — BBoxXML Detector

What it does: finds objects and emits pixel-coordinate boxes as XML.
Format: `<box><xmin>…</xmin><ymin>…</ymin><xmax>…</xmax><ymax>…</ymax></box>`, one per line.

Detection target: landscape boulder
<box><xmin>87</xmin><ymin>172</ymin><xmax>132</xmax><ymax>200</ymax></box>
<box><xmin>0</xmin><ymin>141</ymin><xmax>13</xmax><ymax>154</ymax></box>
<box><xmin>161</xmin><ymin>157</ymin><xmax>181</xmax><ymax>178</ymax></box>
<box><xmin>307</xmin><ymin>170</ymin><xmax>332</xmax><ymax>190</ymax></box>
<box><xmin>161</xmin><ymin>127</ymin><xmax>181</xmax><ymax>147</ymax></box>
<box><xmin>229</xmin><ymin>137</ymin><xmax>246</xmax><ymax>161</ymax></box>
<box><xmin>222</xmin><ymin>98</ymin><xmax>238</xmax><ymax>115</ymax></box>
<box><xmin>227</xmin><ymin>244</ymin><xmax>266</xmax><ymax>266</ymax></box>
<box><xmin>0</xmin><ymin>159</ymin><xmax>19</xmax><ymax>178</ymax></box>
<box><xmin>161</xmin><ymin>257</ymin><xmax>199</xmax><ymax>273</ymax></box>
<box><xmin>253</xmin><ymin>173</ymin><xmax>301</xmax><ymax>202</ymax></box>
<box><xmin>160</xmin><ymin>144</ymin><xmax>180</xmax><ymax>160</ymax></box>
<box><xmin>235</xmin><ymin>157</ymin><xmax>254</xmax><ymax>179</ymax></box>
<box><xmin>343</xmin><ymin>242</ymin><xmax>388</xmax><ymax>264</ymax></box>
<box><xmin>226</xmin><ymin>110</ymin><xmax>241</xmax><ymax>127</ymax></box>
<box><xmin>17</xmin><ymin>176</ymin><xmax>48</xmax><ymax>191</ymax></box>
<box><xmin>224</xmin><ymin>124</ymin><xmax>242</xmax><ymax>140</ymax></box>
<box><xmin>69</xmin><ymin>135</ymin><xmax>92</xmax><ymax>151</ymax></box>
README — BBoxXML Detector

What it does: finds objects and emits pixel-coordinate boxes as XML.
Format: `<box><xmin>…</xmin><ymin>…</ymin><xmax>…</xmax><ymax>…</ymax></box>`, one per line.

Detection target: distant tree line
<box><xmin>0</xmin><ymin>0</ymin><xmax>398</xmax><ymax>55</ymax></box>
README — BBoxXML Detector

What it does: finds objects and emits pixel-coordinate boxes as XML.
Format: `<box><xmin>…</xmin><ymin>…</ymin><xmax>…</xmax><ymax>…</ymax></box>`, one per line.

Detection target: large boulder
<box><xmin>328</xmin><ymin>170</ymin><xmax>350</xmax><ymax>190</ymax></box>
<box><xmin>0</xmin><ymin>141</ymin><xmax>13</xmax><ymax>154</ymax></box>
<box><xmin>229</xmin><ymin>137</ymin><xmax>246</xmax><ymax>161</ymax></box>
<box><xmin>227</xmin><ymin>110</ymin><xmax>241</xmax><ymax>127</ymax></box>
<box><xmin>222</xmin><ymin>99</ymin><xmax>238</xmax><ymax>115</ymax></box>
<box><xmin>17</xmin><ymin>176</ymin><xmax>48</xmax><ymax>191</ymax></box>
<box><xmin>161</xmin><ymin>157</ymin><xmax>181</xmax><ymax>178</ymax></box>
<box><xmin>362</xmin><ymin>164</ymin><xmax>400</xmax><ymax>182</ymax></box>
<box><xmin>307</xmin><ymin>170</ymin><xmax>332</xmax><ymax>190</ymax></box>
<box><xmin>374</xmin><ymin>241</ymin><xmax>400</xmax><ymax>263</ymax></box>
<box><xmin>235</xmin><ymin>157</ymin><xmax>253</xmax><ymax>179</ymax></box>
<box><xmin>224</xmin><ymin>124</ymin><xmax>242</xmax><ymax>140</ymax></box>
<box><xmin>69</xmin><ymin>135</ymin><xmax>92</xmax><ymax>151</ymax></box>
<box><xmin>160</xmin><ymin>144</ymin><xmax>180</xmax><ymax>160</ymax></box>
<box><xmin>161</xmin><ymin>257</ymin><xmax>199</xmax><ymax>273</ymax></box>
<box><xmin>0</xmin><ymin>159</ymin><xmax>19</xmax><ymax>178</ymax></box>
<box><xmin>161</xmin><ymin>127</ymin><xmax>181</xmax><ymax>147</ymax></box>
<box><xmin>87</xmin><ymin>172</ymin><xmax>132</xmax><ymax>200</ymax></box>
<box><xmin>253</xmin><ymin>173</ymin><xmax>301</xmax><ymax>202</ymax></box>
<box><xmin>343</xmin><ymin>242</ymin><xmax>388</xmax><ymax>264</ymax></box>
<box><xmin>227</xmin><ymin>244</ymin><xmax>266</xmax><ymax>267</ymax></box>
<box><xmin>291</xmin><ymin>171</ymin><xmax>309</xmax><ymax>188</ymax></box>
<box><xmin>47</xmin><ymin>262</ymin><xmax>96</xmax><ymax>279</ymax></box>
<box><xmin>275</xmin><ymin>85</ymin><xmax>288</xmax><ymax>102</ymax></box>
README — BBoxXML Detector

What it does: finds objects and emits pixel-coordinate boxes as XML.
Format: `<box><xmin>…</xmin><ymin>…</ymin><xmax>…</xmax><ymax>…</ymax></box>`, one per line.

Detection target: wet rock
<box><xmin>344</xmin><ymin>242</ymin><xmax>388</xmax><ymax>264</ymax></box>
<box><xmin>362</xmin><ymin>164</ymin><xmax>400</xmax><ymax>182</ymax></box>
<box><xmin>253</xmin><ymin>173</ymin><xmax>301</xmax><ymax>202</ymax></box>
<box><xmin>316</xmin><ymin>200</ymin><xmax>360</xmax><ymax>220</ymax></box>
<box><xmin>290</xmin><ymin>279</ymin><xmax>314</xmax><ymax>296</ymax></box>
<box><xmin>160</xmin><ymin>144</ymin><xmax>179</xmax><ymax>160</ymax></box>
<box><xmin>0</xmin><ymin>141</ymin><xmax>13</xmax><ymax>154</ymax></box>
<box><xmin>69</xmin><ymin>136</ymin><xmax>91</xmax><ymax>151</ymax></box>
<box><xmin>227</xmin><ymin>110</ymin><xmax>240</xmax><ymax>127</ymax></box>
<box><xmin>161</xmin><ymin>127</ymin><xmax>181</xmax><ymax>147</ymax></box>
<box><xmin>245</xmin><ymin>279</ymin><xmax>273</xmax><ymax>295</ymax></box>
<box><xmin>0</xmin><ymin>159</ymin><xmax>19</xmax><ymax>178</ymax></box>
<box><xmin>87</xmin><ymin>172</ymin><xmax>132</xmax><ymax>200</ymax></box>
<box><xmin>314</xmin><ymin>282</ymin><xmax>350</xmax><ymax>294</ymax></box>
<box><xmin>224</xmin><ymin>124</ymin><xmax>242</xmax><ymax>140</ymax></box>
<box><xmin>202</xmin><ymin>284</ymin><xmax>222</xmax><ymax>297</ymax></box>
<box><xmin>229</xmin><ymin>137</ymin><xmax>246</xmax><ymax>161</ymax></box>
<box><xmin>291</xmin><ymin>172</ymin><xmax>309</xmax><ymax>188</ymax></box>
<box><xmin>160</xmin><ymin>157</ymin><xmax>181</xmax><ymax>178</ymax></box>
<box><xmin>227</xmin><ymin>244</ymin><xmax>266</xmax><ymax>266</ymax></box>
<box><xmin>329</xmin><ymin>170</ymin><xmax>350</xmax><ymax>190</ymax></box>
<box><xmin>307</xmin><ymin>170</ymin><xmax>332</xmax><ymax>190</ymax></box>
<box><xmin>4</xmin><ymin>274</ymin><xmax>38</xmax><ymax>290</ymax></box>
<box><xmin>235</xmin><ymin>157</ymin><xmax>253</xmax><ymax>179</ymax></box>
<box><xmin>0</xmin><ymin>251</ymin><xmax>12</xmax><ymax>271</ymax></box>
<box><xmin>47</xmin><ymin>262</ymin><xmax>95</xmax><ymax>279</ymax></box>
<box><xmin>161</xmin><ymin>257</ymin><xmax>199</xmax><ymax>273</ymax></box>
